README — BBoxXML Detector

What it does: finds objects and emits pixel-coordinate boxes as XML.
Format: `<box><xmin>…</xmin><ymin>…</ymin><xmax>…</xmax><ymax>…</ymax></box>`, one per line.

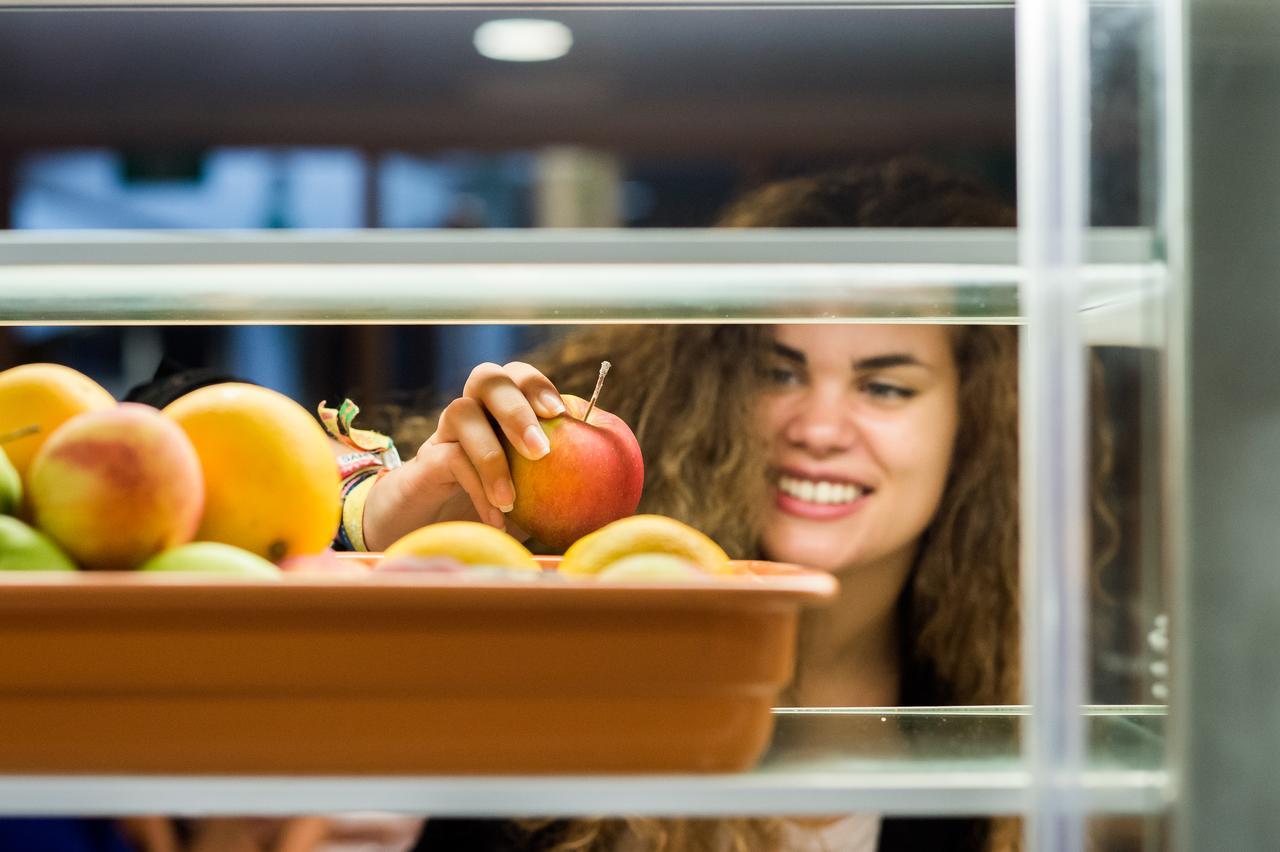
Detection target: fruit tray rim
<box><xmin>0</xmin><ymin>557</ymin><xmax>838</xmax><ymax>605</ymax></box>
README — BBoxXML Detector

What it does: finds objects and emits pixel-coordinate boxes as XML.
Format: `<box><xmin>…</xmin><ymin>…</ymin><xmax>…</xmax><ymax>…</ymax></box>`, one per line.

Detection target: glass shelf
<box><xmin>0</xmin><ymin>0</ymin><xmax>1017</xmax><ymax>9</ymax></box>
<box><xmin>0</xmin><ymin>229</ymin><xmax>1162</xmax><ymax>332</ymax></box>
<box><xmin>0</xmin><ymin>707</ymin><xmax>1167</xmax><ymax>817</ymax></box>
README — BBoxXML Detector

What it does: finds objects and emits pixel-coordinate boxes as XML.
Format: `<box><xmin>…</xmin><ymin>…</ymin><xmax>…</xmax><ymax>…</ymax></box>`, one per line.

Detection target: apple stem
<box><xmin>0</xmin><ymin>424</ymin><xmax>39</xmax><ymax>445</ymax></box>
<box><xmin>582</xmin><ymin>361</ymin><xmax>611</xmax><ymax>422</ymax></box>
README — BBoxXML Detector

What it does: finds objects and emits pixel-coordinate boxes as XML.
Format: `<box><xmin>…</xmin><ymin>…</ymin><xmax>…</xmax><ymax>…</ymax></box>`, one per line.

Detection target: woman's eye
<box><xmin>768</xmin><ymin>366</ymin><xmax>803</xmax><ymax>386</ymax></box>
<box><xmin>863</xmin><ymin>381</ymin><xmax>917</xmax><ymax>401</ymax></box>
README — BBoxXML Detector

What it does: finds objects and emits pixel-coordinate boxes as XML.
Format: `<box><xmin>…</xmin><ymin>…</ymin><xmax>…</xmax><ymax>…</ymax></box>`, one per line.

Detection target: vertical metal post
<box><xmin>1183</xmin><ymin>0</ymin><xmax>1280</xmax><ymax>849</ymax></box>
<box><xmin>1017</xmin><ymin>0</ymin><xmax>1090</xmax><ymax>849</ymax></box>
<box><xmin>1155</xmin><ymin>0</ymin><xmax>1188</xmax><ymax>835</ymax></box>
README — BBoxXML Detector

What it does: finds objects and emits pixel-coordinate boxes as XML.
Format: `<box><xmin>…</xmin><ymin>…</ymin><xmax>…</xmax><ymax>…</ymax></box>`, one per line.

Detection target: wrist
<box><xmin>339</xmin><ymin>471</ymin><xmax>382</xmax><ymax>552</ymax></box>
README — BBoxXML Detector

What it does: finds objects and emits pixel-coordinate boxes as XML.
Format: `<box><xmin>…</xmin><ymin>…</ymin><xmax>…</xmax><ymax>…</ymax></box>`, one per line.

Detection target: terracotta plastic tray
<box><xmin>0</xmin><ymin>557</ymin><xmax>835</xmax><ymax>775</ymax></box>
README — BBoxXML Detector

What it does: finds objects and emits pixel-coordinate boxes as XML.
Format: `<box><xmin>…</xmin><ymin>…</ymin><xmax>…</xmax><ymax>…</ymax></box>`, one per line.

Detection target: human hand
<box><xmin>360</xmin><ymin>361</ymin><xmax>565</xmax><ymax>552</ymax></box>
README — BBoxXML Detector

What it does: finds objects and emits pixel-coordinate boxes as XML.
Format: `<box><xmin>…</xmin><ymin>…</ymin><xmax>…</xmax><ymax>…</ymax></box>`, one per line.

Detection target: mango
<box><xmin>559</xmin><ymin>514</ymin><xmax>731</xmax><ymax>576</ymax></box>
<box><xmin>0</xmin><ymin>363</ymin><xmax>116</xmax><ymax>501</ymax></box>
<box><xmin>0</xmin><ymin>446</ymin><xmax>20</xmax><ymax>516</ymax></box>
<box><xmin>597</xmin><ymin>553</ymin><xmax>708</xmax><ymax>582</ymax></box>
<box><xmin>384</xmin><ymin>521</ymin><xmax>540</xmax><ymax>570</ymax></box>
<box><xmin>164</xmin><ymin>383</ymin><xmax>340</xmax><ymax>563</ymax></box>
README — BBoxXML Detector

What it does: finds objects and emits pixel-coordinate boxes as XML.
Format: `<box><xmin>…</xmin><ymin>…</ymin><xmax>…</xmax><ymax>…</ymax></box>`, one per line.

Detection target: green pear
<box><xmin>0</xmin><ymin>445</ymin><xmax>20</xmax><ymax>516</ymax></box>
<box><xmin>0</xmin><ymin>515</ymin><xmax>77</xmax><ymax>571</ymax></box>
<box><xmin>138</xmin><ymin>542</ymin><xmax>281</xmax><ymax>579</ymax></box>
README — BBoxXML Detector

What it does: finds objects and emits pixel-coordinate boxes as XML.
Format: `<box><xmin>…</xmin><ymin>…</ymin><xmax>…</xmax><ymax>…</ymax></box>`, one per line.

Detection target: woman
<box><xmin>336</xmin><ymin>161</ymin><xmax>1023</xmax><ymax>852</ymax></box>
<box><xmin>360</xmin><ymin>321</ymin><xmax>1019</xmax><ymax>712</ymax></box>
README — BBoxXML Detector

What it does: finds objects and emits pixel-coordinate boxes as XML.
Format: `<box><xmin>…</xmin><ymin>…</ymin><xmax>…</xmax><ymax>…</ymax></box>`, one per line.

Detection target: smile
<box><xmin>773</xmin><ymin>473</ymin><xmax>869</xmax><ymax>521</ymax></box>
<box><xmin>776</xmin><ymin>475</ymin><xmax>862</xmax><ymax>505</ymax></box>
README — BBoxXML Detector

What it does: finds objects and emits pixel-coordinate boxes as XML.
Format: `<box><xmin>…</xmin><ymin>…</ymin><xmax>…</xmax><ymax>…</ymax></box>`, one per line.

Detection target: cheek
<box><xmin>880</xmin><ymin>403</ymin><xmax>957</xmax><ymax>499</ymax></box>
<box><xmin>914</xmin><ymin>406</ymin><xmax>959</xmax><ymax>503</ymax></box>
<box><xmin>917</xmin><ymin>437</ymin><xmax>956</xmax><ymax>509</ymax></box>
<box><xmin>756</xmin><ymin>396</ymin><xmax>791</xmax><ymax>445</ymax></box>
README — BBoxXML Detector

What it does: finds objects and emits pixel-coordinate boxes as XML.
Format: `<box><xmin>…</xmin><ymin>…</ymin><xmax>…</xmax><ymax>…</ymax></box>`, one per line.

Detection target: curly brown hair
<box><xmin>489</xmin><ymin>161</ymin><xmax>1018</xmax><ymax>852</ymax></box>
<box><xmin>398</xmin><ymin>159</ymin><xmax>1024</xmax><ymax>852</ymax></box>
<box><xmin>717</xmin><ymin>158</ymin><xmax>1016</xmax><ymax>229</ymax></box>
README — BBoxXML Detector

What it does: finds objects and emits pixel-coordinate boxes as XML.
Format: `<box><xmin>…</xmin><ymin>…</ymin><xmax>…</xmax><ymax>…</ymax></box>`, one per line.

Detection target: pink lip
<box><xmin>773</xmin><ymin>487</ymin><xmax>869</xmax><ymax>521</ymax></box>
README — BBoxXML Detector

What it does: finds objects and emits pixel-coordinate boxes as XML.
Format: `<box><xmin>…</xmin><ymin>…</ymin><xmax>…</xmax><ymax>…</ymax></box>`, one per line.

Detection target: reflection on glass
<box><xmin>764</xmin><ymin>707</ymin><xmax>1165</xmax><ymax>775</ymax></box>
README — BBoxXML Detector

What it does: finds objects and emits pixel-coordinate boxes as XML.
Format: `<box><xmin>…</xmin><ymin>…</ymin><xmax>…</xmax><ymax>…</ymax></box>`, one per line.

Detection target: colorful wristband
<box><xmin>340</xmin><ymin>473</ymin><xmax>380</xmax><ymax>553</ymax></box>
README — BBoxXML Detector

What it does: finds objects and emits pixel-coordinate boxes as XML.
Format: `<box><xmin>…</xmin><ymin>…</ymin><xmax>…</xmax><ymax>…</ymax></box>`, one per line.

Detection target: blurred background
<box><xmin>0</xmin><ymin>3</ymin><xmax>1153</xmax><ymax>408</ymax></box>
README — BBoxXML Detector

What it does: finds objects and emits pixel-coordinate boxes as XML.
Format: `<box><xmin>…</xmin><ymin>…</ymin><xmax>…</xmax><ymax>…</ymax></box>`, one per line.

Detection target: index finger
<box><xmin>502</xmin><ymin>361</ymin><xmax>566</xmax><ymax>419</ymax></box>
<box><xmin>463</xmin><ymin>362</ymin><xmax>552</xmax><ymax>461</ymax></box>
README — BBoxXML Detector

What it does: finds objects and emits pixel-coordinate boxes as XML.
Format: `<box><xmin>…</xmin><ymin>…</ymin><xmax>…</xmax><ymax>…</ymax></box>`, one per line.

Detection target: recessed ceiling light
<box><xmin>473</xmin><ymin>19</ymin><xmax>573</xmax><ymax>63</ymax></box>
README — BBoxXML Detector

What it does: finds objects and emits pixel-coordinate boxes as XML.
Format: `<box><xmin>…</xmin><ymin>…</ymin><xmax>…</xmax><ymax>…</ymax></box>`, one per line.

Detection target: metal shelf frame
<box><xmin>0</xmin><ymin>707</ymin><xmax>1169</xmax><ymax>817</ymax></box>
<box><xmin>0</xmin><ymin>771</ymin><xmax>1169</xmax><ymax>818</ymax></box>
<box><xmin>0</xmin><ymin>229</ymin><xmax>1162</xmax><ymax>329</ymax></box>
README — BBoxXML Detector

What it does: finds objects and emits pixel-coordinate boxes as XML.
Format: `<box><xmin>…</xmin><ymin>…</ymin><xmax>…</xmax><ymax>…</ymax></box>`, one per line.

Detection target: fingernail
<box><xmin>494</xmin><ymin>477</ymin><xmax>515</xmax><ymax>509</ymax></box>
<box><xmin>523</xmin><ymin>424</ymin><xmax>550</xmax><ymax>459</ymax></box>
<box><xmin>539</xmin><ymin>392</ymin><xmax>566</xmax><ymax>416</ymax></box>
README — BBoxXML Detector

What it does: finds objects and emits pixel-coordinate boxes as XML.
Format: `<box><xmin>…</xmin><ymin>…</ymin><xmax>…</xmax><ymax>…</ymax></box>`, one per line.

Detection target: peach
<box><xmin>28</xmin><ymin>403</ymin><xmax>204</xmax><ymax>571</ymax></box>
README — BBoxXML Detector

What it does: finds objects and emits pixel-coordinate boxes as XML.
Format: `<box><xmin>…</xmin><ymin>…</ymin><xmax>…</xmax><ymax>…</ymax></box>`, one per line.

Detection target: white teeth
<box><xmin>777</xmin><ymin>475</ymin><xmax>862</xmax><ymax>505</ymax></box>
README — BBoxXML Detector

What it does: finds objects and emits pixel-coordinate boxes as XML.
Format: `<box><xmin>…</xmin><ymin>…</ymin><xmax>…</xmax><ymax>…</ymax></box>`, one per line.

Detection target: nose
<box><xmin>782</xmin><ymin>385</ymin><xmax>857</xmax><ymax>457</ymax></box>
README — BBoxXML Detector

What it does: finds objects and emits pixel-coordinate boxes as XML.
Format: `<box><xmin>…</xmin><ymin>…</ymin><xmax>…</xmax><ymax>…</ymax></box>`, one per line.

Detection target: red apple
<box><xmin>503</xmin><ymin>364</ymin><xmax>643</xmax><ymax>551</ymax></box>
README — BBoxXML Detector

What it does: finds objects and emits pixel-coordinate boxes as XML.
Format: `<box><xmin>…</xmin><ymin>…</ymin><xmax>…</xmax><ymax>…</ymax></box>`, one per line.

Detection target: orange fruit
<box><xmin>384</xmin><ymin>521</ymin><xmax>540</xmax><ymax>570</ymax></box>
<box><xmin>164</xmin><ymin>383</ymin><xmax>340</xmax><ymax>562</ymax></box>
<box><xmin>559</xmin><ymin>514</ymin><xmax>732</xmax><ymax>576</ymax></box>
<box><xmin>0</xmin><ymin>363</ymin><xmax>116</xmax><ymax>492</ymax></box>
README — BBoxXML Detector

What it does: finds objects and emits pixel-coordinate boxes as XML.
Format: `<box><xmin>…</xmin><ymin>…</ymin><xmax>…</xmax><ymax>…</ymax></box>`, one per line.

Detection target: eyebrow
<box><xmin>769</xmin><ymin>342</ymin><xmax>927</xmax><ymax>371</ymax></box>
<box><xmin>853</xmin><ymin>353</ymin><xmax>927</xmax><ymax>371</ymax></box>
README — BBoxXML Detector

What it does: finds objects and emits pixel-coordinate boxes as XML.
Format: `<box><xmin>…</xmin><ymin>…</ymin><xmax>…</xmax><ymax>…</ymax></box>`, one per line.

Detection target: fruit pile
<box><xmin>376</xmin><ymin>514</ymin><xmax>737</xmax><ymax>582</ymax></box>
<box><xmin>0</xmin><ymin>363</ymin><xmax>340</xmax><ymax>578</ymax></box>
<box><xmin>0</xmin><ymin>362</ymin><xmax>739</xmax><ymax>584</ymax></box>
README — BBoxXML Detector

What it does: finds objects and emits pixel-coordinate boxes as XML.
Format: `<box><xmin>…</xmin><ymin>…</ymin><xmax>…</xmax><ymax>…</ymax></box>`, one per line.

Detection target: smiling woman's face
<box><xmin>757</xmin><ymin>324</ymin><xmax>960</xmax><ymax>575</ymax></box>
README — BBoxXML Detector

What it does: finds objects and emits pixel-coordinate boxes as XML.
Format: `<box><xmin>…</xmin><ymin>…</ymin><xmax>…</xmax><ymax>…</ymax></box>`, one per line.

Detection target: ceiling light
<box><xmin>473</xmin><ymin>19</ymin><xmax>573</xmax><ymax>63</ymax></box>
